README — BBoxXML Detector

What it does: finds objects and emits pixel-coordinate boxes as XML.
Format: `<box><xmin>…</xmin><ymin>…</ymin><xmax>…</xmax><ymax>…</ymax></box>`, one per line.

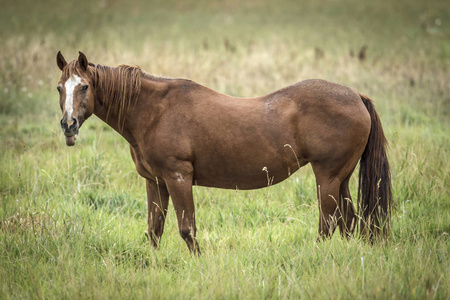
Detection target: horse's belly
<box><xmin>192</xmin><ymin>155</ymin><xmax>303</xmax><ymax>190</ymax></box>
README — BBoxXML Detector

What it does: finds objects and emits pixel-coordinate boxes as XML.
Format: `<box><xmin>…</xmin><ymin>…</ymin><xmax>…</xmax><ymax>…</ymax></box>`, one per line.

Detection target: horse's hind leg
<box><xmin>338</xmin><ymin>174</ymin><xmax>357</xmax><ymax>239</ymax></box>
<box><xmin>312</xmin><ymin>164</ymin><xmax>342</xmax><ymax>239</ymax></box>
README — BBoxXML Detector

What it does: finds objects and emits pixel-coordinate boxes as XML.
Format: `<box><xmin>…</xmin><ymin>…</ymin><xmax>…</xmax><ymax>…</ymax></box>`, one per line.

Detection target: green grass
<box><xmin>1</xmin><ymin>0</ymin><xmax>449</xmax><ymax>299</ymax></box>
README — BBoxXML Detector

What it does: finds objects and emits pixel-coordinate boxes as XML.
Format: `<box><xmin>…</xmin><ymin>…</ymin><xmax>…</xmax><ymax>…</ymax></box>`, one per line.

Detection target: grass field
<box><xmin>1</xmin><ymin>0</ymin><xmax>449</xmax><ymax>298</ymax></box>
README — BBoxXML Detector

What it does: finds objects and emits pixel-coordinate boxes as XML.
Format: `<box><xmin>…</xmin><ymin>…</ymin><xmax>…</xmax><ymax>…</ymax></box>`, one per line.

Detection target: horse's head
<box><xmin>56</xmin><ymin>51</ymin><xmax>95</xmax><ymax>146</ymax></box>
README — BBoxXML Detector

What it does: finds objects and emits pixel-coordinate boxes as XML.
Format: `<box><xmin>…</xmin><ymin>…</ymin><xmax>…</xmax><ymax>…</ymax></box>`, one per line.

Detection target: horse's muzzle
<box><xmin>60</xmin><ymin>117</ymin><xmax>79</xmax><ymax>146</ymax></box>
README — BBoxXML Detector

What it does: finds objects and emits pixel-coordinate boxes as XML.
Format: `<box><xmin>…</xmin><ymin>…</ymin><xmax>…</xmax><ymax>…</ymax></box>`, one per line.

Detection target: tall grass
<box><xmin>1</xmin><ymin>0</ymin><xmax>449</xmax><ymax>298</ymax></box>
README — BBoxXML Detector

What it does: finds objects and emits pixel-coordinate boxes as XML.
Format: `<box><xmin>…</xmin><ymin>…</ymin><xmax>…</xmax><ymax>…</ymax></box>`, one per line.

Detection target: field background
<box><xmin>0</xmin><ymin>0</ymin><xmax>449</xmax><ymax>298</ymax></box>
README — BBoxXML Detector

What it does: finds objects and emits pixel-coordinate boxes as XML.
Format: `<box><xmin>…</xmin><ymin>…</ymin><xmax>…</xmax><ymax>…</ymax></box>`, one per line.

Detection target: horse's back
<box><xmin>267</xmin><ymin>79</ymin><xmax>362</xmax><ymax>106</ymax></box>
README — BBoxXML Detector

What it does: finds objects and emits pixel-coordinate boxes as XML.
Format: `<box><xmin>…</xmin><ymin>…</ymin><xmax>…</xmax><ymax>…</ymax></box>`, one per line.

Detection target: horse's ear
<box><xmin>57</xmin><ymin>51</ymin><xmax>67</xmax><ymax>71</ymax></box>
<box><xmin>78</xmin><ymin>51</ymin><xmax>88</xmax><ymax>71</ymax></box>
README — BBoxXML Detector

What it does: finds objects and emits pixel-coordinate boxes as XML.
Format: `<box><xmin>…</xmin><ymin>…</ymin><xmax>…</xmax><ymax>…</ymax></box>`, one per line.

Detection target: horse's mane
<box><xmin>90</xmin><ymin>63</ymin><xmax>142</xmax><ymax>130</ymax></box>
<box><xmin>64</xmin><ymin>61</ymin><xmax>142</xmax><ymax>130</ymax></box>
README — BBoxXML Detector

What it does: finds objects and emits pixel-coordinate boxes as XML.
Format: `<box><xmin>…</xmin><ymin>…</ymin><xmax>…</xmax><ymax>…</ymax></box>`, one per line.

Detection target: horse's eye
<box><xmin>81</xmin><ymin>85</ymin><xmax>89</xmax><ymax>91</ymax></box>
<box><xmin>57</xmin><ymin>86</ymin><xmax>62</xmax><ymax>93</ymax></box>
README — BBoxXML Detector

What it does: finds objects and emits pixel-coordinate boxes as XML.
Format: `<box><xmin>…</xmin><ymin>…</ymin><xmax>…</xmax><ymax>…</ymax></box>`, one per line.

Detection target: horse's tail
<box><xmin>358</xmin><ymin>94</ymin><xmax>393</xmax><ymax>241</ymax></box>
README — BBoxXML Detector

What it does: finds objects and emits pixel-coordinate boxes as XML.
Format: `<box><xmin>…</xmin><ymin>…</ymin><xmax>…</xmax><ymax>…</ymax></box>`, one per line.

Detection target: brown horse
<box><xmin>56</xmin><ymin>51</ymin><xmax>392</xmax><ymax>254</ymax></box>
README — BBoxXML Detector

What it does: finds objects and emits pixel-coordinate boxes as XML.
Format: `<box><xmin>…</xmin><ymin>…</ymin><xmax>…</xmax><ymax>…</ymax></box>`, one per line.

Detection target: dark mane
<box><xmin>89</xmin><ymin>64</ymin><xmax>141</xmax><ymax>130</ymax></box>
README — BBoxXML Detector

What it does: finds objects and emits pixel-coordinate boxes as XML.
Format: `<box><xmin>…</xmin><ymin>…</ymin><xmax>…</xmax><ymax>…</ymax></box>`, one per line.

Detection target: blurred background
<box><xmin>0</xmin><ymin>1</ymin><xmax>449</xmax><ymax>298</ymax></box>
<box><xmin>1</xmin><ymin>0</ymin><xmax>448</xmax><ymax>116</ymax></box>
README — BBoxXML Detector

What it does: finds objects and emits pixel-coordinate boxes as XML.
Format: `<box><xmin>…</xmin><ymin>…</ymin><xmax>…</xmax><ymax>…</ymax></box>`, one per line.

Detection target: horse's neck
<box><xmin>92</xmin><ymin>89</ymin><xmax>135</xmax><ymax>144</ymax></box>
<box><xmin>92</xmin><ymin>76</ymin><xmax>170</xmax><ymax>146</ymax></box>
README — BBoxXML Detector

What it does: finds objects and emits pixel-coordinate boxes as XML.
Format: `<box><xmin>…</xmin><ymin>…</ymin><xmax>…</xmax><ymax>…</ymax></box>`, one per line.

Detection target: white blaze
<box><xmin>64</xmin><ymin>75</ymin><xmax>82</xmax><ymax>119</ymax></box>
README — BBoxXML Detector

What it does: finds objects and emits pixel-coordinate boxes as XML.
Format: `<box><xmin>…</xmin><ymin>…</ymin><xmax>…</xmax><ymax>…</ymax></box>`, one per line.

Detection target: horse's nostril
<box><xmin>60</xmin><ymin>116</ymin><xmax>77</xmax><ymax>132</ymax></box>
<box><xmin>70</xmin><ymin>117</ymin><xmax>77</xmax><ymax>129</ymax></box>
<box><xmin>60</xmin><ymin>118</ymin><xmax>67</xmax><ymax>130</ymax></box>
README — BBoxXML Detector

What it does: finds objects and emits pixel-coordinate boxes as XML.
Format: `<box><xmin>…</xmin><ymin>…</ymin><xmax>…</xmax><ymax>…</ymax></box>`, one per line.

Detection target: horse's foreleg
<box><xmin>164</xmin><ymin>169</ymin><xmax>201</xmax><ymax>255</ymax></box>
<box><xmin>145</xmin><ymin>179</ymin><xmax>170</xmax><ymax>248</ymax></box>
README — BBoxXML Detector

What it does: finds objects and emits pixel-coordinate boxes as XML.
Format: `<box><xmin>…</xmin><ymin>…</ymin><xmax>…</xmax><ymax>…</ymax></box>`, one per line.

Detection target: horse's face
<box><xmin>56</xmin><ymin>52</ymin><xmax>94</xmax><ymax>146</ymax></box>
